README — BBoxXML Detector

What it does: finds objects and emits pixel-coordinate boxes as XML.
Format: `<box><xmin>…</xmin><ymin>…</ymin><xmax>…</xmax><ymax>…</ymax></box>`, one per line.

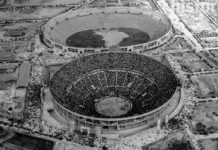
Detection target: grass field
<box><xmin>176</xmin><ymin>52</ymin><xmax>210</xmax><ymax>72</ymax></box>
<box><xmin>182</xmin><ymin>52</ymin><xmax>200</xmax><ymax>61</ymax></box>
<box><xmin>66</xmin><ymin>28</ymin><xmax>150</xmax><ymax>48</ymax></box>
<box><xmin>66</xmin><ymin>29</ymin><xmax>105</xmax><ymax>48</ymax></box>
<box><xmin>2</xmin><ymin>132</ymin><xmax>54</xmax><ymax>150</ymax></box>
<box><xmin>198</xmin><ymin>138</ymin><xmax>218</xmax><ymax>150</ymax></box>
<box><xmin>195</xmin><ymin>76</ymin><xmax>218</xmax><ymax>98</ymax></box>
<box><xmin>172</xmin><ymin>52</ymin><xmax>212</xmax><ymax>72</ymax></box>
<box><xmin>118</xmin><ymin>28</ymin><xmax>150</xmax><ymax>46</ymax></box>
<box><xmin>191</xmin><ymin>101</ymin><xmax>218</xmax><ymax>135</ymax></box>
<box><xmin>181</xmin><ymin>60</ymin><xmax>210</xmax><ymax>72</ymax></box>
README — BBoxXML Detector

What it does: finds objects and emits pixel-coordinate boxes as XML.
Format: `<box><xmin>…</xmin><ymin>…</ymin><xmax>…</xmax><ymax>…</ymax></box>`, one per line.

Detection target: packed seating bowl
<box><xmin>49</xmin><ymin>52</ymin><xmax>180</xmax><ymax>135</ymax></box>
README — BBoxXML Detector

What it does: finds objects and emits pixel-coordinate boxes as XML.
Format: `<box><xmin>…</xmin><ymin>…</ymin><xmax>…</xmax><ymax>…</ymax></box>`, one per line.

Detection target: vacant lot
<box><xmin>191</xmin><ymin>101</ymin><xmax>218</xmax><ymax>135</ymax></box>
<box><xmin>195</xmin><ymin>76</ymin><xmax>218</xmax><ymax>98</ymax></box>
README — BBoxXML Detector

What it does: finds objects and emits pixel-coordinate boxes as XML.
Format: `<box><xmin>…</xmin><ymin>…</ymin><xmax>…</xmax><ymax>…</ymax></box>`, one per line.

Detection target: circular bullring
<box><xmin>50</xmin><ymin>52</ymin><xmax>178</xmax><ymax>122</ymax></box>
<box><xmin>43</xmin><ymin>7</ymin><xmax>172</xmax><ymax>52</ymax></box>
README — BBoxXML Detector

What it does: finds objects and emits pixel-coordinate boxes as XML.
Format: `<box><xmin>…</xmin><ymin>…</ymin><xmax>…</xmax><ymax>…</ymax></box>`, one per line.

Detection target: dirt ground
<box><xmin>198</xmin><ymin>138</ymin><xmax>218</xmax><ymax>150</ymax></box>
<box><xmin>143</xmin><ymin>132</ymin><xmax>194</xmax><ymax>150</ymax></box>
<box><xmin>191</xmin><ymin>101</ymin><xmax>218</xmax><ymax>133</ymax></box>
<box><xmin>194</xmin><ymin>76</ymin><xmax>218</xmax><ymax>98</ymax></box>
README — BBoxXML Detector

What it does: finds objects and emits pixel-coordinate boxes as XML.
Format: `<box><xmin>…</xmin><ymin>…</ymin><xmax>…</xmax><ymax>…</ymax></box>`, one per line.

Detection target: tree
<box><xmin>168</xmin><ymin>140</ymin><xmax>193</xmax><ymax>150</ymax></box>
<box><xmin>195</xmin><ymin>122</ymin><xmax>208</xmax><ymax>135</ymax></box>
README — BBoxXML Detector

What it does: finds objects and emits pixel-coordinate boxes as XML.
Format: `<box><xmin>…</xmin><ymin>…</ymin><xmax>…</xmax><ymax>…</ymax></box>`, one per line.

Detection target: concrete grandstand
<box><xmin>48</xmin><ymin>52</ymin><xmax>182</xmax><ymax>136</ymax></box>
<box><xmin>42</xmin><ymin>7</ymin><xmax>173</xmax><ymax>54</ymax></box>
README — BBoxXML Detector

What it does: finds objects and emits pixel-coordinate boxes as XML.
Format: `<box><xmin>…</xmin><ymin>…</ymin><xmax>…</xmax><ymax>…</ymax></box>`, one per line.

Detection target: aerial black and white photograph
<box><xmin>0</xmin><ymin>0</ymin><xmax>217</xmax><ymax>149</ymax></box>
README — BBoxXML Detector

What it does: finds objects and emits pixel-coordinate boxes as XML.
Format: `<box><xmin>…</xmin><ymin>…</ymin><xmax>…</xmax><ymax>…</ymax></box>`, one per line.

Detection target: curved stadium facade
<box><xmin>49</xmin><ymin>52</ymin><xmax>181</xmax><ymax>135</ymax></box>
<box><xmin>43</xmin><ymin>7</ymin><xmax>173</xmax><ymax>54</ymax></box>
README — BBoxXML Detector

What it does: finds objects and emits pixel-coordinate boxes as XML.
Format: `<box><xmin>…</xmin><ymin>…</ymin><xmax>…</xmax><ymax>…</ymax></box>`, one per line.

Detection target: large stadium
<box><xmin>42</xmin><ymin>7</ymin><xmax>173</xmax><ymax>54</ymax></box>
<box><xmin>49</xmin><ymin>52</ymin><xmax>182</xmax><ymax>136</ymax></box>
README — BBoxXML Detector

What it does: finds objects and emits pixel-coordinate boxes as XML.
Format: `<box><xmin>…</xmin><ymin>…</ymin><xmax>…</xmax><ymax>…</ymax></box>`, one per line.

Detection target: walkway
<box><xmin>156</xmin><ymin>0</ymin><xmax>203</xmax><ymax>50</ymax></box>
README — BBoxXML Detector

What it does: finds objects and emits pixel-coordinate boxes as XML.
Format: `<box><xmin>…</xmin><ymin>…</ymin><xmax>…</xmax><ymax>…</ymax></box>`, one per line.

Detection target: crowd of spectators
<box><xmin>95</xmin><ymin>128</ymin><xmax>169</xmax><ymax>150</ymax></box>
<box><xmin>50</xmin><ymin>52</ymin><xmax>178</xmax><ymax>118</ymax></box>
<box><xmin>0</xmin><ymin>1</ymin><xmax>202</xmax><ymax>150</ymax></box>
<box><xmin>0</xmin><ymin>33</ymin><xmax>98</xmax><ymax>148</ymax></box>
<box><xmin>0</xmin><ymin>70</ymin><xmax>97</xmax><ymax>148</ymax></box>
<box><xmin>0</xmin><ymin>22</ymin><xmax>199</xmax><ymax>150</ymax></box>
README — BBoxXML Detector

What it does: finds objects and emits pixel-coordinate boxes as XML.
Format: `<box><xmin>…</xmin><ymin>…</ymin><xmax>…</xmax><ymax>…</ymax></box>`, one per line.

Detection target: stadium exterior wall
<box><xmin>42</xmin><ymin>7</ymin><xmax>173</xmax><ymax>55</ymax></box>
<box><xmin>43</xmin><ymin>28</ymin><xmax>173</xmax><ymax>55</ymax></box>
<box><xmin>51</xmin><ymin>87</ymin><xmax>181</xmax><ymax>135</ymax></box>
